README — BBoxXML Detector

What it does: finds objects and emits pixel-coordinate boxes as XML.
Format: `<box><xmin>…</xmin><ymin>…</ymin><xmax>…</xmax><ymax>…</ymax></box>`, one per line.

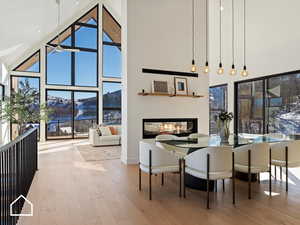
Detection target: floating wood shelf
<box><xmin>138</xmin><ymin>92</ymin><xmax>203</xmax><ymax>98</ymax></box>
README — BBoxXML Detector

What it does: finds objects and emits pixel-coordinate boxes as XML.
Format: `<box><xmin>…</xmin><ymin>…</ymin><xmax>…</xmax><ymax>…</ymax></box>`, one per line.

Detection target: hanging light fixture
<box><xmin>217</xmin><ymin>0</ymin><xmax>224</xmax><ymax>75</ymax></box>
<box><xmin>191</xmin><ymin>0</ymin><xmax>197</xmax><ymax>72</ymax></box>
<box><xmin>229</xmin><ymin>0</ymin><xmax>237</xmax><ymax>76</ymax></box>
<box><xmin>203</xmin><ymin>0</ymin><xmax>209</xmax><ymax>74</ymax></box>
<box><xmin>241</xmin><ymin>0</ymin><xmax>249</xmax><ymax>77</ymax></box>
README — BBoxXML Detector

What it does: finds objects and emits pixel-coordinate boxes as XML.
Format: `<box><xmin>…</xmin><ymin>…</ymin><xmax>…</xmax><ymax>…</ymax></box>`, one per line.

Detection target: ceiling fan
<box><xmin>47</xmin><ymin>0</ymin><xmax>80</xmax><ymax>53</ymax></box>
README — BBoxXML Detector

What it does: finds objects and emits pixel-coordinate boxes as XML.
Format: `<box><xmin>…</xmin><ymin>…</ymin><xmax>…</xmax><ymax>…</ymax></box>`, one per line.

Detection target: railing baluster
<box><xmin>0</xmin><ymin>128</ymin><xmax>38</xmax><ymax>225</ymax></box>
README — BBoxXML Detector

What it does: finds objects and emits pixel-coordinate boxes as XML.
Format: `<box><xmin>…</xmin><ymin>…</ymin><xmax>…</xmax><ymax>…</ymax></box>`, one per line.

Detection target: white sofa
<box><xmin>89</xmin><ymin>125</ymin><xmax>121</xmax><ymax>146</ymax></box>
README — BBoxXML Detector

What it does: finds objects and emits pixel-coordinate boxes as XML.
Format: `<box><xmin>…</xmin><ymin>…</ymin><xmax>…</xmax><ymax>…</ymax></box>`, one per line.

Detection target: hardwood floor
<box><xmin>18</xmin><ymin>140</ymin><xmax>300</xmax><ymax>225</ymax></box>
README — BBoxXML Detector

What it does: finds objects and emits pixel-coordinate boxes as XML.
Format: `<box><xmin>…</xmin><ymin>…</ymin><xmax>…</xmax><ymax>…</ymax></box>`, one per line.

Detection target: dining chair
<box><xmin>234</xmin><ymin>143</ymin><xmax>271</xmax><ymax>199</ymax></box>
<box><xmin>270</xmin><ymin>140</ymin><xmax>300</xmax><ymax>192</ymax></box>
<box><xmin>183</xmin><ymin>146</ymin><xmax>235</xmax><ymax>209</ymax></box>
<box><xmin>139</xmin><ymin>141</ymin><xmax>181</xmax><ymax>200</ymax></box>
<box><xmin>188</xmin><ymin>133</ymin><xmax>209</xmax><ymax>139</ymax></box>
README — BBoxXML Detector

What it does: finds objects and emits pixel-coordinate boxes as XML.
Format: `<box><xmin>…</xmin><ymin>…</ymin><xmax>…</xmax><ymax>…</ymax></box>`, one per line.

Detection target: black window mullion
<box><xmin>72</xmin><ymin>91</ymin><xmax>75</xmax><ymax>139</ymax></box>
<box><xmin>71</xmin><ymin>25</ymin><xmax>75</xmax><ymax>86</ymax></box>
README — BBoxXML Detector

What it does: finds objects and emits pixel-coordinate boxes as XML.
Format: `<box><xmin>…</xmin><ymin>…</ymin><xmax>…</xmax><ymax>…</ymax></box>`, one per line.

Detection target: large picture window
<box><xmin>235</xmin><ymin>71</ymin><xmax>300</xmax><ymax>135</ymax></box>
<box><xmin>103</xmin><ymin>82</ymin><xmax>121</xmax><ymax>125</ymax></box>
<box><xmin>209</xmin><ymin>85</ymin><xmax>227</xmax><ymax>134</ymax></box>
<box><xmin>46</xmin><ymin>6</ymin><xmax>98</xmax><ymax>87</ymax></box>
<box><xmin>47</xmin><ymin>90</ymin><xmax>98</xmax><ymax>139</ymax></box>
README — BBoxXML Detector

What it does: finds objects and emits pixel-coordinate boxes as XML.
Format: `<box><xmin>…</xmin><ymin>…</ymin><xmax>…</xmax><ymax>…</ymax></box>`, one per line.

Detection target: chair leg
<box><xmin>257</xmin><ymin>173</ymin><xmax>260</xmax><ymax>184</ymax></box>
<box><xmin>232</xmin><ymin>152</ymin><xmax>235</xmax><ymax>205</ymax></box>
<box><xmin>183</xmin><ymin>159</ymin><xmax>186</xmax><ymax>198</ymax></box>
<box><xmin>222</xmin><ymin>179</ymin><xmax>225</xmax><ymax>192</ymax></box>
<box><xmin>274</xmin><ymin>165</ymin><xmax>277</xmax><ymax>180</ymax></box>
<box><xmin>161</xmin><ymin>173</ymin><xmax>164</xmax><ymax>186</ymax></box>
<box><xmin>269</xmin><ymin>148</ymin><xmax>272</xmax><ymax>197</ymax></box>
<box><xmin>139</xmin><ymin>165</ymin><xmax>142</xmax><ymax>191</ymax></box>
<box><xmin>207</xmin><ymin>154</ymin><xmax>210</xmax><ymax>209</ymax></box>
<box><xmin>149</xmin><ymin>150</ymin><xmax>152</xmax><ymax>200</ymax></box>
<box><xmin>215</xmin><ymin>180</ymin><xmax>218</xmax><ymax>192</ymax></box>
<box><xmin>179</xmin><ymin>159</ymin><xmax>182</xmax><ymax>197</ymax></box>
<box><xmin>248</xmin><ymin>150</ymin><xmax>252</xmax><ymax>200</ymax></box>
<box><xmin>285</xmin><ymin>147</ymin><xmax>288</xmax><ymax>192</ymax></box>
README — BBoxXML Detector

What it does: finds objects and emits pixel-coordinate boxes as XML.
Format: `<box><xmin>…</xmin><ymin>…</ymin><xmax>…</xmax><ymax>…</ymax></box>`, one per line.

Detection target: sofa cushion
<box><xmin>99</xmin><ymin>126</ymin><xmax>111</xmax><ymax>136</ymax></box>
<box><xmin>109</xmin><ymin>126</ymin><xmax>118</xmax><ymax>135</ymax></box>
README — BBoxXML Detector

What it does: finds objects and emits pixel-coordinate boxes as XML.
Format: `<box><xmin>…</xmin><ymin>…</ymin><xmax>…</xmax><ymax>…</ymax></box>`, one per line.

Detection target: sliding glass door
<box><xmin>47</xmin><ymin>90</ymin><xmax>98</xmax><ymax>139</ymax></box>
<box><xmin>235</xmin><ymin>71</ymin><xmax>300</xmax><ymax>135</ymax></box>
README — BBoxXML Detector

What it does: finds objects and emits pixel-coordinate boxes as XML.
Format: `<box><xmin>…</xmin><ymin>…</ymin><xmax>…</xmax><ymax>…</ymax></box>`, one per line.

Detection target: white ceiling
<box><xmin>0</xmin><ymin>0</ymin><xmax>121</xmax><ymax>68</ymax></box>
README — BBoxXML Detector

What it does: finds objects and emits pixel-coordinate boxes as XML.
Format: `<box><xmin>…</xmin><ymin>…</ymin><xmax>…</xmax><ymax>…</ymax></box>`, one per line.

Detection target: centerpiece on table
<box><xmin>217</xmin><ymin>111</ymin><xmax>233</xmax><ymax>144</ymax></box>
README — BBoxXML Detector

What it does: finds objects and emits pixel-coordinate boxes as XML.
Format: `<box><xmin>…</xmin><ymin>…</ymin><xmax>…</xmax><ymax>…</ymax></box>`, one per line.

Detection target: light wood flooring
<box><xmin>18</xmin><ymin>140</ymin><xmax>300</xmax><ymax>225</ymax></box>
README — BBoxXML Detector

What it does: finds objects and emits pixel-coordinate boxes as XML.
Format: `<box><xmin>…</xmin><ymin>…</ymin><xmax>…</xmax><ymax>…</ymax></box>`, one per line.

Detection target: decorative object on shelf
<box><xmin>241</xmin><ymin>0</ymin><xmax>249</xmax><ymax>77</ymax></box>
<box><xmin>203</xmin><ymin>0</ymin><xmax>209</xmax><ymax>74</ymax></box>
<box><xmin>217</xmin><ymin>111</ymin><xmax>233</xmax><ymax>144</ymax></box>
<box><xmin>142</xmin><ymin>89</ymin><xmax>145</xmax><ymax>94</ymax></box>
<box><xmin>142</xmin><ymin>68</ymin><xmax>198</xmax><ymax>77</ymax></box>
<box><xmin>174</xmin><ymin>77</ymin><xmax>188</xmax><ymax>95</ymax></box>
<box><xmin>229</xmin><ymin>0</ymin><xmax>237</xmax><ymax>76</ymax></box>
<box><xmin>191</xmin><ymin>0</ymin><xmax>197</xmax><ymax>72</ymax></box>
<box><xmin>152</xmin><ymin>80</ymin><xmax>169</xmax><ymax>94</ymax></box>
<box><xmin>217</xmin><ymin>0</ymin><xmax>224</xmax><ymax>75</ymax></box>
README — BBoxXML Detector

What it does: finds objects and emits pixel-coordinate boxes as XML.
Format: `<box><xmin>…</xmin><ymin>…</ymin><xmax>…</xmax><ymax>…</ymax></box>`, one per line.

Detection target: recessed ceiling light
<box><xmin>37</xmin><ymin>29</ymin><xmax>41</xmax><ymax>33</ymax></box>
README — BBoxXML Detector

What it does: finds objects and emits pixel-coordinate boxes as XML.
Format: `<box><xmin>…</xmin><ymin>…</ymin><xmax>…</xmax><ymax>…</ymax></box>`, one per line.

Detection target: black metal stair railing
<box><xmin>0</xmin><ymin>128</ymin><xmax>38</xmax><ymax>225</ymax></box>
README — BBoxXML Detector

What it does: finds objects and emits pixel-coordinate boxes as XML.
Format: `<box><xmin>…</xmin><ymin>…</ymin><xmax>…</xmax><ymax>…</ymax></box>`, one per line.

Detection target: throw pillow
<box><xmin>96</xmin><ymin>127</ymin><xmax>102</xmax><ymax>136</ymax></box>
<box><xmin>109</xmin><ymin>126</ymin><xmax>118</xmax><ymax>135</ymax></box>
<box><xmin>99</xmin><ymin>126</ymin><xmax>112</xmax><ymax>136</ymax></box>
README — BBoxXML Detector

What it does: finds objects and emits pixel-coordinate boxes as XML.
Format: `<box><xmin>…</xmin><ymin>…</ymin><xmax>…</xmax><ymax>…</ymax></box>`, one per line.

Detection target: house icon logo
<box><xmin>10</xmin><ymin>195</ymin><xmax>33</xmax><ymax>217</ymax></box>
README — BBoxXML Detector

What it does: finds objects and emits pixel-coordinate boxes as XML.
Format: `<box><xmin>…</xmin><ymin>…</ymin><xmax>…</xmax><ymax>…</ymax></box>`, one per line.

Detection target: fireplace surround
<box><xmin>143</xmin><ymin>118</ymin><xmax>198</xmax><ymax>139</ymax></box>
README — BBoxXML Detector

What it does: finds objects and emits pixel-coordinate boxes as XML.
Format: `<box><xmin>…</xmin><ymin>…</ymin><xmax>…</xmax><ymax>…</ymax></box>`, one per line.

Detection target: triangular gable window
<box><xmin>13</xmin><ymin>51</ymin><xmax>40</xmax><ymax>73</ymax></box>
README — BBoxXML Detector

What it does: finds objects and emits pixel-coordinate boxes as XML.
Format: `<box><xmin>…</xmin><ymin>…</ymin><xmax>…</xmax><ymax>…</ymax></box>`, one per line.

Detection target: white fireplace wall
<box><xmin>122</xmin><ymin>0</ymin><xmax>209</xmax><ymax>164</ymax></box>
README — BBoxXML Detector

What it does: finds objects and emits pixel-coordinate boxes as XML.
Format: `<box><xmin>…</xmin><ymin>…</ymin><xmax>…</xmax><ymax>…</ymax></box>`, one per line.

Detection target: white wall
<box><xmin>122</xmin><ymin>0</ymin><xmax>209</xmax><ymax>164</ymax></box>
<box><xmin>0</xmin><ymin>62</ymin><xmax>10</xmax><ymax>144</ymax></box>
<box><xmin>209</xmin><ymin>0</ymin><xmax>300</xmax><ymax>132</ymax></box>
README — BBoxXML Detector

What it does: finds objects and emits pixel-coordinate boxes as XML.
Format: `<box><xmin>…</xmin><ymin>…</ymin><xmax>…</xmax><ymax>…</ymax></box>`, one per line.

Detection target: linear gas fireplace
<box><xmin>143</xmin><ymin>118</ymin><xmax>198</xmax><ymax>139</ymax></box>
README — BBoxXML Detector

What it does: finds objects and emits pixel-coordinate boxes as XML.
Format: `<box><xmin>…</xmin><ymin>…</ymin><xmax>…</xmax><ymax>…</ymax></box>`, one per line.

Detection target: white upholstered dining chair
<box><xmin>183</xmin><ymin>146</ymin><xmax>235</xmax><ymax>209</ymax></box>
<box><xmin>270</xmin><ymin>140</ymin><xmax>300</xmax><ymax>192</ymax></box>
<box><xmin>139</xmin><ymin>141</ymin><xmax>181</xmax><ymax>200</ymax></box>
<box><xmin>234</xmin><ymin>143</ymin><xmax>271</xmax><ymax>199</ymax></box>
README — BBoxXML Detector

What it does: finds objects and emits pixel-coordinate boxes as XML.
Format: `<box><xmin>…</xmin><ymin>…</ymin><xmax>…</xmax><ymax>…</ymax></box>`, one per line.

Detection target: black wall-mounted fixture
<box><xmin>142</xmin><ymin>68</ymin><xmax>198</xmax><ymax>77</ymax></box>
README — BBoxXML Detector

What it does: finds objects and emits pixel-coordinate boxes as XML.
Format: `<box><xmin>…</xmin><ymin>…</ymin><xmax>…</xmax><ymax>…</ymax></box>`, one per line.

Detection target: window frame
<box><xmin>13</xmin><ymin>50</ymin><xmax>41</xmax><ymax>73</ymax></box>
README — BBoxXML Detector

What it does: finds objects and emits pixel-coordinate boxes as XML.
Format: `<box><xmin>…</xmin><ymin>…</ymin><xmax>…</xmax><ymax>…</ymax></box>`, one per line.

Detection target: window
<box><xmin>102</xmin><ymin>7</ymin><xmax>121</xmax><ymax>78</ymax></box>
<box><xmin>209</xmin><ymin>85</ymin><xmax>227</xmax><ymax>134</ymax></box>
<box><xmin>47</xmin><ymin>90</ymin><xmax>98</xmax><ymax>139</ymax></box>
<box><xmin>46</xmin><ymin>6</ymin><xmax>98</xmax><ymax>87</ymax></box>
<box><xmin>235</xmin><ymin>71</ymin><xmax>300</xmax><ymax>136</ymax></box>
<box><xmin>13</xmin><ymin>51</ymin><xmax>40</xmax><ymax>73</ymax></box>
<box><xmin>103</xmin><ymin>82</ymin><xmax>121</xmax><ymax>124</ymax></box>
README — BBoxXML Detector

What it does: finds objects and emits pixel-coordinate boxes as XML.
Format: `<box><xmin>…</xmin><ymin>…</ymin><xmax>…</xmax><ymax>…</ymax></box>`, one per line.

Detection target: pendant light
<box><xmin>203</xmin><ymin>0</ymin><xmax>209</xmax><ymax>74</ymax></box>
<box><xmin>229</xmin><ymin>0</ymin><xmax>237</xmax><ymax>76</ymax></box>
<box><xmin>241</xmin><ymin>0</ymin><xmax>249</xmax><ymax>77</ymax></box>
<box><xmin>191</xmin><ymin>0</ymin><xmax>197</xmax><ymax>72</ymax></box>
<box><xmin>217</xmin><ymin>0</ymin><xmax>224</xmax><ymax>75</ymax></box>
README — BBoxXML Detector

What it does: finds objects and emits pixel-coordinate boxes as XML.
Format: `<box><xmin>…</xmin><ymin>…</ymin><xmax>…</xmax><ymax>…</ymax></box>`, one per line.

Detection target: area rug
<box><xmin>76</xmin><ymin>144</ymin><xmax>121</xmax><ymax>162</ymax></box>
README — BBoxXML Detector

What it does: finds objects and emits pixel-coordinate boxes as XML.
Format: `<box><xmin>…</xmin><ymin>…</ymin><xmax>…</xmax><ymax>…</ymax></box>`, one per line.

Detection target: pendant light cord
<box><xmin>244</xmin><ymin>0</ymin><xmax>246</xmax><ymax>67</ymax></box>
<box><xmin>219</xmin><ymin>0</ymin><xmax>222</xmax><ymax>64</ymax></box>
<box><xmin>57</xmin><ymin>0</ymin><xmax>61</xmax><ymax>45</ymax></box>
<box><xmin>206</xmin><ymin>0</ymin><xmax>208</xmax><ymax>63</ymax></box>
<box><xmin>192</xmin><ymin>0</ymin><xmax>195</xmax><ymax>61</ymax></box>
<box><xmin>232</xmin><ymin>0</ymin><xmax>235</xmax><ymax>65</ymax></box>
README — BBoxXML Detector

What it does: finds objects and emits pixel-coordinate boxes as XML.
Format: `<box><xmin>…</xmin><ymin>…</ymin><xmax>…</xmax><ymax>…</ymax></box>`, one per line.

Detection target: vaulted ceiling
<box><xmin>0</xmin><ymin>0</ymin><xmax>121</xmax><ymax>68</ymax></box>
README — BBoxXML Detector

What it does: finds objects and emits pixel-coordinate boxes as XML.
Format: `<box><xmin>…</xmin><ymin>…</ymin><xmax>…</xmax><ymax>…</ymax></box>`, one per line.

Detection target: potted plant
<box><xmin>217</xmin><ymin>111</ymin><xmax>233</xmax><ymax>144</ymax></box>
<box><xmin>0</xmin><ymin>80</ymin><xmax>52</xmax><ymax>138</ymax></box>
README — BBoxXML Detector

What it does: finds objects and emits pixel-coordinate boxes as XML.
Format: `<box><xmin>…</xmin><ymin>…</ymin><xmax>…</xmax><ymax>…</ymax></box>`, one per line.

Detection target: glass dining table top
<box><xmin>158</xmin><ymin>133</ymin><xmax>300</xmax><ymax>150</ymax></box>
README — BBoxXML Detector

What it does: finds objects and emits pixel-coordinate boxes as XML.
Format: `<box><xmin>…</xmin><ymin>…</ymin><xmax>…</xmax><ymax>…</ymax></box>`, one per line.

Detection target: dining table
<box><xmin>154</xmin><ymin>133</ymin><xmax>298</xmax><ymax>191</ymax></box>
